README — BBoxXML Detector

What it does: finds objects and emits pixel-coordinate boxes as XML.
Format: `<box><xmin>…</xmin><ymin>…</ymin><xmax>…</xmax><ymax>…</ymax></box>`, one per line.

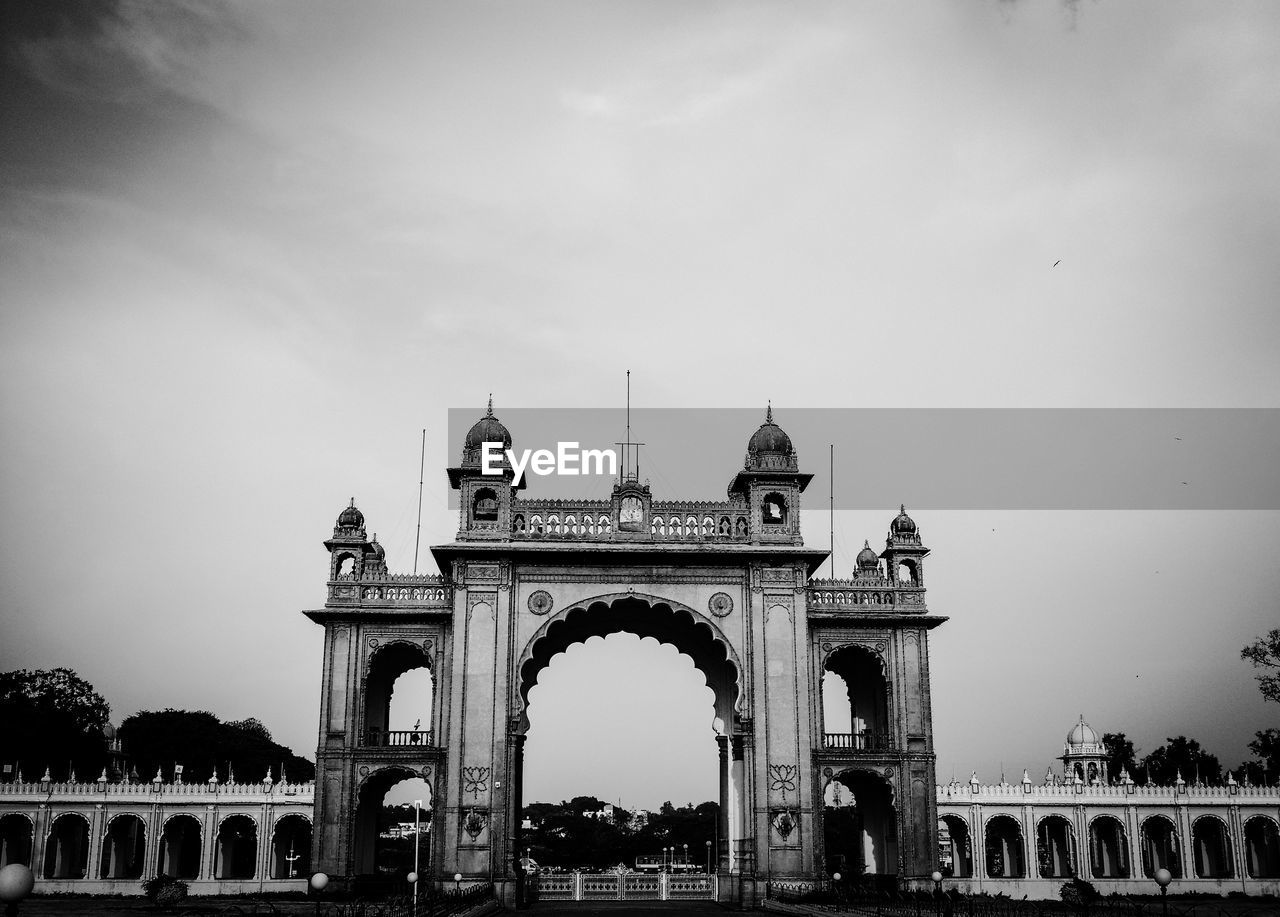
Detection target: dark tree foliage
<box><xmin>1101</xmin><ymin>733</ymin><xmax>1138</xmax><ymax>782</ymax></box>
<box><xmin>1237</xmin><ymin>728</ymin><xmax>1280</xmax><ymax>786</ymax></box>
<box><xmin>521</xmin><ymin>800</ymin><xmax>716</xmax><ymax>870</ymax></box>
<box><xmin>1241</xmin><ymin>629</ymin><xmax>1280</xmax><ymax>703</ymax></box>
<box><xmin>0</xmin><ymin>668</ymin><xmax>110</xmax><ymax>779</ymax></box>
<box><xmin>119</xmin><ymin>709</ymin><xmax>314</xmax><ymax>783</ymax></box>
<box><xmin>1139</xmin><ymin>735</ymin><xmax>1221</xmax><ymax>786</ymax></box>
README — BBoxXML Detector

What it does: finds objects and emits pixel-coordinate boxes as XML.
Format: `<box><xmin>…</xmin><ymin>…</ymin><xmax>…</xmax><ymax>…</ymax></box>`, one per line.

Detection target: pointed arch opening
<box><xmin>1191</xmin><ymin>815</ymin><xmax>1233</xmax><ymax>879</ymax></box>
<box><xmin>1140</xmin><ymin>815</ymin><xmax>1181</xmax><ymax>879</ymax></box>
<box><xmin>1244</xmin><ymin>816</ymin><xmax>1280</xmax><ymax>878</ymax></box>
<box><xmin>1088</xmin><ymin>815</ymin><xmax>1129</xmax><ymax>879</ymax></box>
<box><xmin>1036</xmin><ymin>814</ymin><xmax>1076</xmax><ymax>878</ymax></box>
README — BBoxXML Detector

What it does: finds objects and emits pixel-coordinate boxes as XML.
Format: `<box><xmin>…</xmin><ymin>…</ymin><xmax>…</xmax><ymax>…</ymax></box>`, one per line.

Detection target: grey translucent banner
<box><xmin>445</xmin><ymin>408</ymin><xmax>1280</xmax><ymax>510</ymax></box>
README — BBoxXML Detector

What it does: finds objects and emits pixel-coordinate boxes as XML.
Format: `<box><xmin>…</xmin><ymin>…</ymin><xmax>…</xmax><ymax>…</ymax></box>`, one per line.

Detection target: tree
<box><xmin>1241</xmin><ymin>629</ymin><xmax>1280</xmax><ymax>703</ymax></box>
<box><xmin>0</xmin><ymin>668</ymin><xmax>110</xmax><ymax>779</ymax></box>
<box><xmin>1237</xmin><ymin>728</ymin><xmax>1280</xmax><ymax>786</ymax></box>
<box><xmin>1140</xmin><ymin>736</ymin><xmax>1221</xmax><ymax>786</ymax></box>
<box><xmin>1101</xmin><ymin>733</ymin><xmax>1137</xmax><ymax>782</ymax></box>
<box><xmin>119</xmin><ymin>709</ymin><xmax>315</xmax><ymax>783</ymax></box>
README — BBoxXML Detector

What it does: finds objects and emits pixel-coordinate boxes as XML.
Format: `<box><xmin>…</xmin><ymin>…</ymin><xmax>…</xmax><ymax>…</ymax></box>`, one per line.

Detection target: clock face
<box><xmin>620</xmin><ymin>496</ymin><xmax>644</xmax><ymax>528</ymax></box>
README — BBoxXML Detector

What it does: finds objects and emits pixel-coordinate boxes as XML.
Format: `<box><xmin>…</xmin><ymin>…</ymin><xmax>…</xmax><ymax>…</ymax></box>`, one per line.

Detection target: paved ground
<box><xmin>13</xmin><ymin>900</ymin><xmax>730</xmax><ymax>916</ymax></box>
<box><xmin>526</xmin><ymin>905</ymin><xmax>729</xmax><ymax>915</ymax></box>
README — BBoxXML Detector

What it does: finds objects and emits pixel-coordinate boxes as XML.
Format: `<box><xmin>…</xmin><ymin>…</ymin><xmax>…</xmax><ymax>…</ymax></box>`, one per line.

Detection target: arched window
<box><xmin>822</xmin><ymin>645</ymin><xmax>890</xmax><ymax>749</ymax></box>
<box><xmin>1089</xmin><ymin>815</ymin><xmax>1129</xmax><ymax>878</ymax></box>
<box><xmin>1244</xmin><ymin>816</ymin><xmax>1280</xmax><ymax>878</ymax></box>
<box><xmin>985</xmin><ymin>816</ymin><xmax>1025</xmax><ymax>878</ymax></box>
<box><xmin>548</xmin><ymin>514</ymin><xmax>560</xmax><ymax>534</ymax></box>
<box><xmin>472</xmin><ymin>487</ymin><xmax>499</xmax><ymax>522</ymax></box>
<box><xmin>1192</xmin><ymin>816</ymin><xmax>1233</xmax><ymax>878</ymax></box>
<box><xmin>158</xmin><ymin>814</ymin><xmax>202</xmax><ymax>879</ymax></box>
<box><xmin>100</xmin><ymin>814</ymin><xmax>145</xmax><ymax>879</ymax></box>
<box><xmin>215</xmin><ymin>814</ymin><xmax>258</xmax><ymax>880</ymax></box>
<box><xmin>337</xmin><ymin>554</ymin><xmax>356</xmax><ymax>577</ymax></box>
<box><xmin>735</xmin><ymin>516</ymin><xmax>748</xmax><ymax>537</ymax></box>
<box><xmin>530</xmin><ymin>515</ymin><xmax>543</xmax><ymax>534</ymax></box>
<box><xmin>270</xmin><ymin>815</ymin><xmax>312</xmax><ymax>879</ymax></box>
<box><xmin>762</xmin><ymin>493</ymin><xmax>787</xmax><ymax>526</ymax></box>
<box><xmin>513</xmin><ymin>514</ymin><xmax>526</xmax><ymax>533</ymax></box>
<box><xmin>598</xmin><ymin>514</ymin><xmax>611</xmax><ymax>534</ymax></box>
<box><xmin>702</xmin><ymin>516</ymin><xmax>714</xmax><ymax>537</ymax></box>
<box><xmin>43</xmin><ymin>813</ymin><xmax>89</xmax><ymax>879</ymax></box>
<box><xmin>897</xmin><ymin>561</ymin><xmax>916</xmax><ymax>584</ymax></box>
<box><xmin>718</xmin><ymin>516</ymin><xmax>731</xmax><ymax>536</ymax></box>
<box><xmin>363</xmin><ymin>642</ymin><xmax>434</xmax><ymax>747</ymax></box>
<box><xmin>654</xmin><ymin>516</ymin><xmax>666</xmax><ymax>537</ymax></box>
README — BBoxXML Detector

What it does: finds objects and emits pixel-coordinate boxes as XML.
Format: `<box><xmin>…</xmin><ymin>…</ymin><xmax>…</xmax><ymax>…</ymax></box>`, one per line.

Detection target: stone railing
<box><xmin>327</xmin><ymin>573</ymin><xmax>452</xmax><ymax>606</ymax></box>
<box><xmin>0</xmin><ymin>778</ymin><xmax>314</xmax><ymax>799</ymax></box>
<box><xmin>938</xmin><ymin>781</ymin><xmax>1280</xmax><ymax>801</ymax></box>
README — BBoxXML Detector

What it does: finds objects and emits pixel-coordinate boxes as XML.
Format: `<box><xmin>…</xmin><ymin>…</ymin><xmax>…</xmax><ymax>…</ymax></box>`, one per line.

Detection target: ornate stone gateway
<box><xmin>304</xmin><ymin>406</ymin><xmax>946</xmax><ymax>906</ymax></box>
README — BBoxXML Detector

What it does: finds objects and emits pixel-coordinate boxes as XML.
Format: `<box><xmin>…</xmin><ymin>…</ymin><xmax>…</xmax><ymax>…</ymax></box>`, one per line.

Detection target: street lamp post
<box><xmin>931</xmin><ymin>871</ymin><xmax>943</xmax><ymax>917</ymax></box>
<box><xmin>1154</xmin><ymin>867</ymin><xmax>1172</xmax><ymax>917</ymax></box>
<box><xmin>705</xmin><ymin>840</ymin><xmax>712</xmax><ymax>874</ymax></box>
<box><xmin>309</xmin><ymin>872</ymin><xmax>329</xmax><ymax>917</ymax></box>
<box><xmin>412</xmin><ymin>799</ymin><xmax>423</xmax><ymax>917</ymax></box>
<box><xmin>0</xmin><ymin>864</ymin><xmax>34</xmax><ymax>917</ymax></box>
<box><xmin>683</xmin><ymin>844</ymin><xmax>688</xmax><ymax>869</ymax></box>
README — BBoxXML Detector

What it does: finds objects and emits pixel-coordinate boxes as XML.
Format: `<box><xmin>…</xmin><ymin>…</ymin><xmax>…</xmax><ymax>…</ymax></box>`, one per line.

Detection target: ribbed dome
<box><xmin>1066</xmin><ymin>716</ymin><xmax>1100</xmax><ymax>747</ymax></box>
<box><xmin>856</xmin><ymin>540</ymin><xmax>880</xmax><ymax>571</ymax></box>
<box><xmin>370</xmin><ymin>536</ymin><xmax>385</xmax><ymax>561</ymax></box>
<box><xmin>747</xmin><ymin>403</ymin><xmax>793</xmax><ymax>456</ymax></box>
<box><xmin>464</xmin><ymin>397</ymin><xmax>512</xmax><ymax>451</ymax></box>
<box><xmin>337</xmin><ymin>499</ymin><xmax>364</xmax><ymax>529</ymax></box>
<box><xmin>891</xmin><ymin>504</ymin><xmax>917</xmax><ymax>536</ymax></box>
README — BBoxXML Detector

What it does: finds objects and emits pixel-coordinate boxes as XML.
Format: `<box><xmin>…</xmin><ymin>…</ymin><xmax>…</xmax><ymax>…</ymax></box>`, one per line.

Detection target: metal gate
<box><xmin>534</xmin><ymin>871</ymin><xmax>718</xmax><ymax>901</ymax></box>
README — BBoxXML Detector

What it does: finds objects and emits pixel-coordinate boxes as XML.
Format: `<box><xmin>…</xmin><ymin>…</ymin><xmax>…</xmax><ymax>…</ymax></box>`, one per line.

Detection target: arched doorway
<box><xmin>1244</xmin><ymin>816</ymin><xmax>1280</xmax><ymax>878</ymax></box>
<box><xmin>822</xmin><ymin>770</ymin><xmax>897</xmax><ymax>882</ymax></box>
<box><xmin>1192</xmin><ymin>816</ymin><xmax>1233</xmax><ymax>879</ymax></box>
<box><xmin>158</xmin><ymin>814</ymin><xmax>202</xmax><ymax>879</ymax></box>
<box><xmin>1088</xmin><ymin>815</ymin><xmax>1129</xmax><ymax>879</ymax></box>
<box><xmin>1140</xmin><ymin>815</ymin><xmax>1181</xmax><ymax>879</ymax></box>
<box><xmin>353</xmin><ymin>768</ymin><xmax>433</xmax><ymax>880</ymax></box>
<box><xmin>938</xmin><ymin>815</ymin><xmax>972</xmax><ymax>878</ymax></box>
<box><xmin>984</xmin><ymin>815</ymin><xmax>1025</xmax><ymax>879</ymax></box>
<box><xmin>1036</xmin><ymin>815</ymin><xmax>1076</xmax><ymax>878</ymax></box>
<box><xmin>215</xmin><ymin>814</ymin><xmax>258</xmax><ymax>879</ymax></box>
<box><xmin>271</xmin><ymin>814</ymin><xmax>313</xmax><ymax>879</ymax></box>
<box><xmin>517</xmin><ymin>599</ymin><xmax>747</xmax><ymax>876</ymax></box>
<box><xmin>0</xmin><ymin>814</ymin><xmax>33</xmax><ymax>868</ymax></box>
<box><xmin>100</xmin><ymin>813</ymin><xmax>145</xmax><ymax>879</ymax></box>
<box><xmin>43</xmin><ymin>813</ymin><xmax>89</xmax><ymax>879</ymax></box>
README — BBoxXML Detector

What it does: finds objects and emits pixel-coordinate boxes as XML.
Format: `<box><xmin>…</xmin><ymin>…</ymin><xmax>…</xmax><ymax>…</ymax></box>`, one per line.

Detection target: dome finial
<box><xmin>765</xmin><ymin>401</ymin><xmax>773</xmax><ymax>424</ymax></box>
<box><xmin>487</xmin><ymin>394</ymin><xmax>494</xmax><ymax>417</ymax></box>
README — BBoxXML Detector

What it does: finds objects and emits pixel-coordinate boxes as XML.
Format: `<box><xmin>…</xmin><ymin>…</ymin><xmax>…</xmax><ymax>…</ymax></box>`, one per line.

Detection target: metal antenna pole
<box><xmin>830</xmin><ymin>444</ymin><xmax>835</xmax><ymax>577</ymax></box>
<box><xmin>413</xmin><ymin>428</ymin><xmax>425</xmax><ymax>574</ymax></box>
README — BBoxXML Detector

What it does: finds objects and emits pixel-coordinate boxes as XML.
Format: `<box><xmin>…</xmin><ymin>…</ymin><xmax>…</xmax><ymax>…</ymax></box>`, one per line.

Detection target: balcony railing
<box><xmin>823</xmin><ymin>731</ymin><xmax>893</xmax><ymax>751</ymax></box>
<box><xmin>365</xmin><ymin>728</ymin><xmax>434</xmax><ymax>748</ymax></box>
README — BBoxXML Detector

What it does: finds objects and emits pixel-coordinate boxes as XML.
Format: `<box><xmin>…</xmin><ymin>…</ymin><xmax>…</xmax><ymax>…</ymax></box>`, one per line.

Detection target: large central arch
<box><xmin>516</xmin><ymin>594</ymin><xmax>744</xmax><ymax>727</ymax></box>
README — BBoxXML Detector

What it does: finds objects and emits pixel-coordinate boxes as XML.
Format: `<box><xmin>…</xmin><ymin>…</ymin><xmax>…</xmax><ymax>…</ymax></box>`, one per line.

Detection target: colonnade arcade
<box><xmin>307</xmin><ymin>406</ymin><xmax>944</xmax><ymax>905</ymax></box>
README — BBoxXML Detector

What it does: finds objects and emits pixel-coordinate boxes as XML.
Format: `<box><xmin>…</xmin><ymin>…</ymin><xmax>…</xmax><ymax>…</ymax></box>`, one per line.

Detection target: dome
<box><xmin>464</xmin><ymin>396</ymin><xmax>512</xmax><ymax>452</ymax></box>
<box><xmin>370</xmin><ymin>536</ymin><xmax>385</xmax><ymax>561</ymax></box>
<box><xmin>747</xmin><ymin>403</ymin><xmax>793</xmax><ymax>456</ymax></box>
<box><xmin>891</xmin><ymin>504</ymin><xmax>917</xmax><ymax>536</ymax></box>
<box><xmin>337</xmin><ymin>499</ymin><xmax>364</xmax><ymax>529</ymax></box>
<box><xmin>856</xmin><ymin>540</ymin><xmax>880</xmax><ymax>571</ymax></box>
<box><xmin>1066</xmin><ymin>715</ymin><xmax>1100</xmax><ymax>747</ymax></box>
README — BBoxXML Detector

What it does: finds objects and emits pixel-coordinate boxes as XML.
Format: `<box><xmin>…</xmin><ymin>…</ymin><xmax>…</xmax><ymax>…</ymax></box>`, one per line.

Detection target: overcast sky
<box><xmin>1</xmin><ymin>1</ymin><xmax>1278</xmax><ymax>810</ymax></box>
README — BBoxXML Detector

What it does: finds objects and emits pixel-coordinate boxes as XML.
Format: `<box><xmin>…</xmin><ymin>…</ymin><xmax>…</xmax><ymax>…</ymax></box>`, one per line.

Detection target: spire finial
<box><xmin>864</xmin><ymin>539</ymin><xmax>871</xmax><ymax>549</ymax></box>
<box><xmin>900</xmin><ymin>503</ymin><xmax>906</xmax><ymax>513</ymax></box>
<box><xmin>486</xmin><ymin>394</ymin><xmax>493</xmax><ymax>417</ymax></box>
<box><xmin>765</xmin><ymin>401</ymin><xmax>773</xmax><ymax>424</ymax></box>
<box><xmin>349</xmin><ymin>497</ymin><xmax>355</xmax><ymax>507</ymax></box>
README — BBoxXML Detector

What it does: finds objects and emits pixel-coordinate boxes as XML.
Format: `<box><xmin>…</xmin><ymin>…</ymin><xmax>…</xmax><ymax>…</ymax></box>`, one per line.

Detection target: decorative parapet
<box><xmin>510</xmin><ymin>499</ymin><xmax>753</xmax><ymax>542</ymax></box>
<box><xmin>806</xmin><ymin>579</ymin><xmax>927</xmax><ymax>611</ymax></box>
<box><xmin>937</xmin><ymin>781</ymin><xmax>1280</xmax><ymax>802</ymax></box>
<box><xmin>326</xmin><ymin>573</ymin><xmax>452</xmax><ymax>607</ymax></box>
<box><xmin>0</xmin><ymin>779</ymin><xmax>315</xmax><ymax>801</ymax></box>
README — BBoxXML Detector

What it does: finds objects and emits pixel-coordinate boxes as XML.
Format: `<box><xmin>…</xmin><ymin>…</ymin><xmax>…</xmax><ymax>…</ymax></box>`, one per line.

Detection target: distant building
<box><xmin>936</xmin><ymin>717</ymin><xmax>1280</xmax><ymax>898</ymax></box>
